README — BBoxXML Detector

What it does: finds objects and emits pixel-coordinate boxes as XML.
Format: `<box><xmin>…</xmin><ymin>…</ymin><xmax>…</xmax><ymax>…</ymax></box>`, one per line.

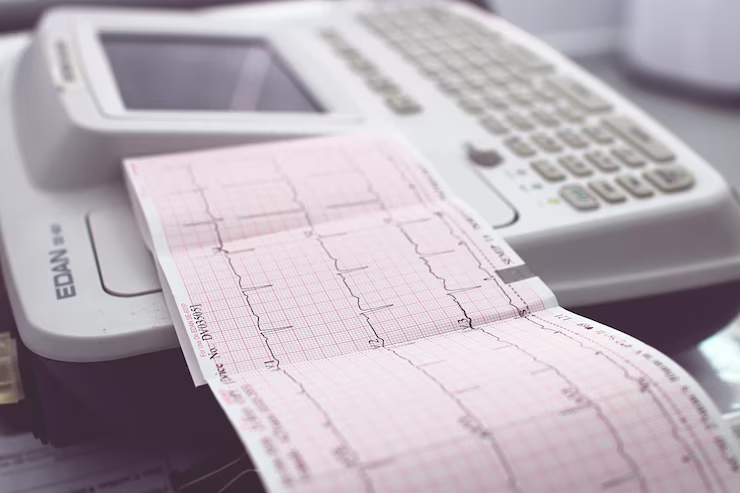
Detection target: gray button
<box><xmin>589</xmin><ymin>179</ymin><xmax>627</xmax><ymax>203</ymax></box>
<box><xmin>554</xmin><ymin>105</ymin><xmax>585</xmax><ymax>123</ymax></box>
<box><xmin>350</xmin><ymin>57</ymin><xmax>379</xmax><ymax>76</ymax></box>
<box><xmin>585</xmin><ymin>151</ymin><xmax>620</xmax><ymax>172</ymax></box>
<box><xmin>466</xmin><ymin>141</ymin><xmax>504</xmax><ymax>167</ymax></box>
<box><xmin>560</xmin><ymin>184</ymin><xmax>600</xmax><ymax>211</ymax></box>
<box><xmin>504</xmin><ymin>44</ymin><xmax>553</xmax><ymax>72</ymax></box>
<box><xmin>480</xmin><ymin>115</ymin><xmax>509</xmax><ymax>135</ymax></box>
<box><xmin>556</xmin><ymin>129</ymin><xmax>589</xmax><ymax>149</ymax></box>
<box><xmin>546</xmin><ymin>76</ymin><xmax>612</xmax><ymax>113</ymax></box>
<box><xmin>505</xmin><ymin>137</ymin><xmax>538</xmax><ymax>157</ymax></box>
<box><xmin>508</xmin><ymin>91</ymin><xmax>535</xmax><ymax>107</ymax></box>
<box><xmin>533</xmin><ymin>85</ymin><xmax>559</xmax><ymax>103</ymax></box>
<box><xmin>444</xmin><ymin>38</ymin><xmax>471</xmax><ymax>52</ymax></box>
<box><xmin>506</xmin><ymin>113</ymin><xmax>536</xmax><ymax>131</ymax></box>
<box><xmin>319</xmin><ymin>29</ymin><xmax>341</xmax><ymax>41</ymax></box>
<box><xmin>461</xmin><ymin>50</ymin><xmax>489</xmax><ymax>67</ymax></box>
<box><xmin>483</xmin><ymin>93</ymin><xmax>509</xmax><ymax>110</ymax></box>
<box><xmin>644</xmin><ymin>166</ymin><xmax>695</xmax><ymax>192</ymax></box>
<box><xmin>336</xmin><ymin>45</ymin><xmax>362</xmax><ymax>60</ymax></box>
<box><xmin>531</xmin><ymin>110</ymin><xmax>560</xmax><ymax>127</ymax></box>
<box><xmin>415</xmin><ymin>57</ymin><xmax>447</xmax><ymax>75</ymax></box>
<box><xmin>443</xmin><ymin>56</ymin><xmax>470</xmax><ymax>70</ymax></box>
<box><xmin>612</xmin><ymin>147</ymin><xmax>646</xmax><ymax>168</ymax></box>
<box><xmin>485</xmin><ymin>69</ymin><xmax>513</xmax><ymax>87</ymax></box>
<box><xmin>458</xmin><ymin>97</ymin><xmax>486</xmax><ymax>114</ymax></box>
<box><xmin>602</xmin><ymin>116</ymin><xmax>676</xmax><ymax>162</ymax></box>
<box><xmin>583</xmin><ymin>125</ymin><xmax>614</xmax><ymax>144</ymax></box>
<box><xmin>531</xmin><ymin>133</ymin><xmax>563</xmax><ymax>153</ymax></box>
<box><xmin>531</xmin><ymin>160</ymin><xmax>566</xmax><ymax>182</ymax></box>
<box><xmin>366</xmin><ymin>76</ymin><xmax>400</xmax><ymax>94</ymax></box>
<box><xmin>436</xmin><ymin>77</ymin><xmax>466</xmax><ymax>95</ymax></box>
<box><xmin>462</xmin><ymin>73</ymin><xmax>489</xmax><ymax>90</ymax></box>
<box><xmin>385</xmin><ymin>94</ymin><xmax>423</xmax><ymax>115</ymax></box>
<box><xmin>559</xmin><ymin>156</ymin><xmax>593</xmax><ymax>177</ymax></box>
<box><xmin>616</xmin><ymin>174</ymin><xmax>654</xmax><ymax>198</ymax></box>
<box><xmin>399</xmin><ymin>42</ymin><xmax>430</xmax><ymax>59</ymax></box>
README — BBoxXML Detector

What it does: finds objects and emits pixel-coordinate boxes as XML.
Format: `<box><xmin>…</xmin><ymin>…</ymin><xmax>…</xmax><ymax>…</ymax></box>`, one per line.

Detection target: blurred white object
<box><xmin>489</xmin><ymin>0</ymin><xmax>622</xmax><ymax>56</ymax></box>
<box><xmin>624</xmin><ymin>0</ymin><xmax>740</xmax><ymax>95</ymax></box>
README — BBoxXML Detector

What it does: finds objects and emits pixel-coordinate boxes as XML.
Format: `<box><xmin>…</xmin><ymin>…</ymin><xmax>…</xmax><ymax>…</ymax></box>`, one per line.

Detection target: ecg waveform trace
<box><xmin>125</xmin><ymin>134</ymin><xmax>740</xmax><ymax>493</ymax></box>
<box><xmin>131</xmin><ymin>135</ymin><xmax>547</xmax><ymax>379</ymax></box>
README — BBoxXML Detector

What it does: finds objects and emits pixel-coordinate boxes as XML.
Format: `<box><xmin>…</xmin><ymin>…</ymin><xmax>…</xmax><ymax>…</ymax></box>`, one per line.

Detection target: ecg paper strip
<box><xmin>125</xmin><ymin>134</ymin><xmax>740</xmax><ymax>492</ymax></box>
<box><xmin>126</xmin><ymin>134</ymin><xmax>552</xmax><ymax>383</ymax></box>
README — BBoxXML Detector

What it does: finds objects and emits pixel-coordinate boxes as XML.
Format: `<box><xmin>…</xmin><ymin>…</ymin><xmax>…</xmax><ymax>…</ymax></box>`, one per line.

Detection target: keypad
<box><xmin>341</xmin><ymin>7</ymin><xmax>695</xmax><ymax>211</ymax></box>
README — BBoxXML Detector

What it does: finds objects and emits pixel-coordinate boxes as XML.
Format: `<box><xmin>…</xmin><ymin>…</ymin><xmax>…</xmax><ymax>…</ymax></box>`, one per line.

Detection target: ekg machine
<box><xmin>2</xmin><ymin>0</ymin><xmax>740</xmax><ymax>444</ymax></box>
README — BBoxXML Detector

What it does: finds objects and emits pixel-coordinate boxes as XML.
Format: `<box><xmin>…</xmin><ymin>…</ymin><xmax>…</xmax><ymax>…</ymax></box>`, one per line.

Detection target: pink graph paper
<box><xmin>126</xmin><ymin>134</ymin><xmax>740</xmax><ymax>492</ymax></box>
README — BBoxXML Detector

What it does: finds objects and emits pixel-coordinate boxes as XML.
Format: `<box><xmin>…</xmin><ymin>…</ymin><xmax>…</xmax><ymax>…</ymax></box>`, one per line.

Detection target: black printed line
<box><xmin>386</xmin><ymin>346</ymin><xmax>523</xmax><ymax>493</ymax></box>
<box><xmin>238</xmin><ymin>208</ymin><xmax>303</xmax><ymax>220</ymax></box>
<box><xmin>530</xmin><ymin>313</ymin><xmax>719</xmax><ymax>493</ymax></box>
<box><xmin>326</xmin><ymin>199</ymin><xmax>381</xmax><ymax>209</ymax></box>
<box><xmin>280</xmin><ymin>369</ymin><xmax>374</xmax><ymax>493</ymax></box>
<box><xmin>184</xmin><ymin>165</ymin><xmax>280</xmax><ymax>371</ymax></box>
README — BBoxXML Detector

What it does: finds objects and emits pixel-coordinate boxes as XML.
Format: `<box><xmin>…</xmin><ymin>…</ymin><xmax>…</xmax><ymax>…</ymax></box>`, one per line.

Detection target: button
<box><xmin>533</xmin><ymin>85</ymin><xmax>559</xmax><ymax>103</ymax></box>
<box><xmin>443</xmin><ymin>55</ymin><xmax>469</xmax><ymax>70</ymax></box>
<box><xmin>546</xmin><ymin>76</ymin><xmax>612</xmax><ymax>113</ymax></box>
<box><xmin>585</xmin><ymin>151</ymin><xmax>620</xmax><ymax>172</ymax></box>
<box><xmin>531</xmin><ymin>110</ymin><xmax>559</xmax><ymax>128</ymax></box>
<box><xmin>437</xmin><ymin>78</ymin><xmax>466</xmax><ymax>95</ymax></box>
<box><xmin>505</xmin><ymin>137</ymin><xmax>537</xmax><ymax>157</ymax></box>
<box><xmin>556</xmin><ymin>129</ymin><xmax>589</xmax><ymax>149</ymax></box>
<box><xmin>462</xmin><ymin>73</ymin><xmax>489</xmax><ymax>90</ymax></box>
<box><xmin>583</xmin><ymin>125</ymin><xmax>614</xmax><ymax>144</ymax></box>
<box><xmin>504</xmin><ymin>44</ymin><xmax>553</xmax><ymax>72</ymax></box>
<box><xmin>506</xmin><ymin>88</ymin><xmax>536</xmax><ymax>107</ymax></box>
<box><xmin>531</xmin><ymin>160</ymin><xmax>566</xmax><ymax>182</ymax></box>
<box><xmin>366</xmin><ymin>76</ymin><xmax>400</xmax><ymax>94</ymax></box>
<box><xmin>480</xmin><ymin>115</ymin><xmax>509</xmax><ymax>135</ymax></box>
<box><xmin>612</xmin><ymin>147</ymin><xmax>646</xmax><ymax>168</ymax></box>
<box><xmin>559</xmin><ymin>156</ymin><xmax>593</xmax><ymax>177</ymax></box>
<box><xmin>554</xmin><ymin>105</ymin><xmax>585</xmax><ymax>123</ymax></box>
<box><xmin>483</xmin><ymin>93</ymin><xmax>509</xmax><ymax>111</ymax></box>
<box><xmin>644</xmin><ymin>166</ymin><xmax>694</xmax><ymax>192</ymax></box>
<box><xmin>531</xmin><ymin>133</ymin><xmax>563</xmax><ymax>153</ymax></box>
<box><xmin>589</xmin><ymin>180</ymin><xmax>627</xmax><ymax>203</ymax></box>
<box><xmin>616</xmin><ymin>175</ymin><xmax>654</xmax><ymax>198</ymax></box>
<box><xmin>416</xmin><ymin>57</ymin><xmax>447</xmax><ymax>75</ymax></box>
<box><xmin>385</xmin><ymin>94</ymin><xmax>423</xmax><ymax>114</ymax></box>
<box><xmin>602</xmin><ymin>116</ymin><xmax>676</xmax><ymax>162</ymax></box>
<box><xmin>349</xmin><ymin>57</ymin><xmax>378</xmax><ymax>75</ymax></box>
<box><xmin>560</xmin><ymin>184</ymin><xmax>600</xmax><ymax>211</ymax></box>
<box><xmin>506</xmin><ymin>113</ymin><xmax>536</xmax><ymax>131</ymax></box>
<box><xmin>399</xmin><ymin>42</ymin><xmax>430</xmax><ymax>60</ymax></box>
<box><xmin>485</xmin><ymin>69</ymin><xmax>513</xmax><ymax>87</ymax></box>
<box><xmin>319</xmin><ymin>29</ymin><xmax>341</xmax><ymax>41</ymax></box>
<box><xmin>461</xmin><ymin>50</ymin><xmax>489</xmax><ymax>67</ymax></box>
<box><xmin>466</xmin><ymin>141</ymin><xmax>504</xmax><ymax>167</ymax></box>
<box><xmin>457</xmin><ymin>97</ymin><xmax>486</xmax><ymax>114</ymax></box>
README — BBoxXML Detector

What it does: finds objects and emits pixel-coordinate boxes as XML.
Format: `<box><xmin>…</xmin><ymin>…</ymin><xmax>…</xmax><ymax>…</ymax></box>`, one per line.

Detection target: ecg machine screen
<box><xmin>101</xmin><ymin>34</ymin><xmax>323</xmax><ymax>113</ymax></box>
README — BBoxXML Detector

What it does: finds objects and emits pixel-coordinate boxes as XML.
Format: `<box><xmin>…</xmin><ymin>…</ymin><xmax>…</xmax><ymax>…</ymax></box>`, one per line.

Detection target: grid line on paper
<box><xmin>135</xmin><ymin>135</ymin><xmax>546</xmax><ymax>379</ymax></box>
<box><xmin>528</xmin><ymin>312</ymin><xmax>722</xmax><ymax>493</ymax></box>
<box><xmin>213</xmin><ymin>311</ymin><xmax>740</xmax><ymax>492</ymax></box>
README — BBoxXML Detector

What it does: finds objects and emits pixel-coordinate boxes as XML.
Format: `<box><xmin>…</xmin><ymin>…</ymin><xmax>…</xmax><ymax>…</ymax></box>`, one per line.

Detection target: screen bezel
<box><xmin>72</xmin><ymin>17</ymin><xmax>361</xmax><ymax>123</ymax></box>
